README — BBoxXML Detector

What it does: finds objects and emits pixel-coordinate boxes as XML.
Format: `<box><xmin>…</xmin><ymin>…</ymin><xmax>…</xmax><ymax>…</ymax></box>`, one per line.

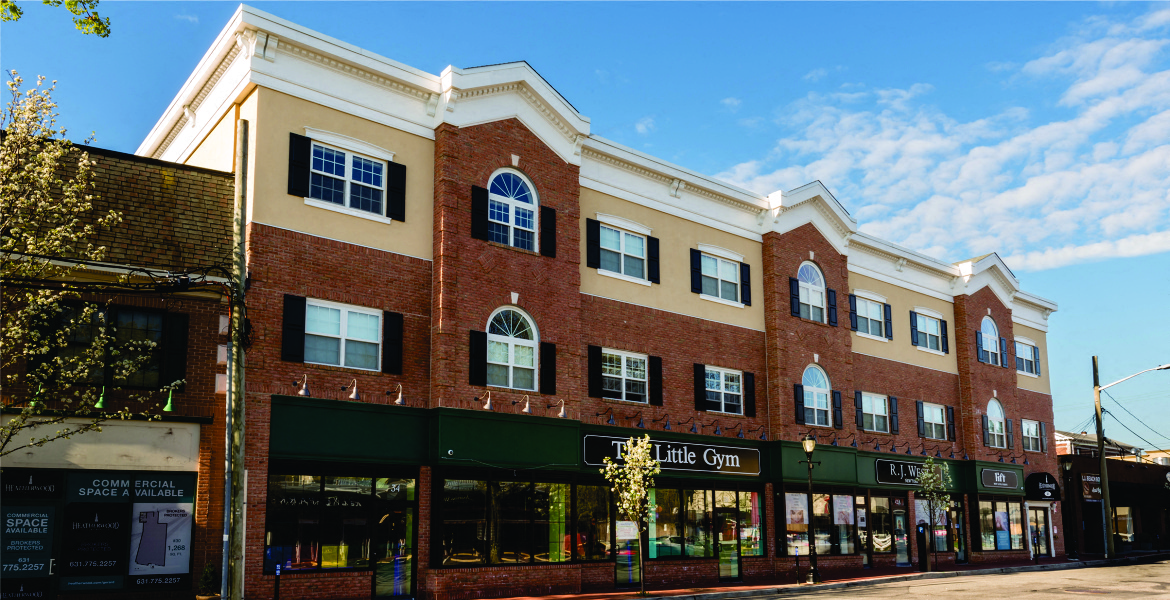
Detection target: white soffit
<box><xmin>5</xmin><ymin>419</ymin><xmax>201</xmax><ymax>471</ymax></box>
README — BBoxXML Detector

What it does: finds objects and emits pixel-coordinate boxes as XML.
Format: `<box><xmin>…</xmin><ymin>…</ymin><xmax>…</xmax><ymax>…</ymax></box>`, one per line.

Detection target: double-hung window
<box><xmin>922</xmin><ymin>403</ymin><xmax>947</xmax><ymax>440</ymax></box>
<box><xmin>486</xmin><ymin>308</ymin><xmax>537</xmax><ymax>391</ymax></box>
<box><xmin>599</xmin><ymin>225</ymin><xmax>646</xmax><ymax>280</ymax></box>
<box><xmin>980</xmin><ymin>317</ymin><xmax>1000</xmax><ymax>364</ymax></box>
<box><xmin>798</xmin><ymin>263</ymin><xmax>826</xmax><ymax>322</ymax></box>
<box><xmin>1015</xmin><ymin>341</ymin><xmax>1038</xmax><ymax>375</ymax></box>
<box><xmin>601</xmin><ymin>349</ymin><xmax>648</xmax><ymax>403</ymax></box>
<box><xmin>915</xmin><ymin>314</ymin><xmax>942</xmax><ymax>351</ymax></box>
<box><xmin>304</xmin><ymin>299</ymin><xmax>381</xmax><ymax>371</ymax></box>
<box><xmin>1022</xmin><ymin>420</ymin><xmax>1042</xmax><ymax>452</ymax></box>
<box><xmin>856</xmin><ymin>298</ymin><xmax>884</xmax><ymax>338</ymax></box>
<box><xmin>987</xmin><ymin>400</ymin><xmax>1006</xmax><ymax>448</ymax></box>
<box><xmin>487</xmin><ymin>171</ymin><xmax>537</xmax><ymax>252</ymax></box>
<box><xmin>700</xmin><ymin>254</ymin><xmax>739</xmax><ymax>303</ymax></box>
<box><xmin>310</xmin><ymin>143</ymin><xmax>387</xmax><ymax>217</ymax></box>
<box><xmin>705</xmin><ymin>367</ymin><xmax>742</xmax><ymax>414</ymax></box>
<box><xmin>802</xmin><ymin>366</ymin><xmax>831</xmax><ymax>427</ymax></box>
<box><xmin>861</xmin><ymin>393</ymin><xmax>889</xmax><ymax>433</ymax></box>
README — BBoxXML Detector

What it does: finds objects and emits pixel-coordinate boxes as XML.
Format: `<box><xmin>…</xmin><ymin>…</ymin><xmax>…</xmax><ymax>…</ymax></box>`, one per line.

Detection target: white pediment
<box><xmin>769</xmin><ymin>181</ymin><xmax>858</xmax><ymax>255</ymax></box>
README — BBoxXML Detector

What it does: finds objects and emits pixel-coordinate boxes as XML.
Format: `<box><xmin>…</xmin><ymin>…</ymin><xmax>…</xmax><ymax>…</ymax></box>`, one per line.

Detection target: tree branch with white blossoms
<box><xmin>602</xmin><ymin>434</ymin><xmax>661</xmax><ymax>596</ymax></box>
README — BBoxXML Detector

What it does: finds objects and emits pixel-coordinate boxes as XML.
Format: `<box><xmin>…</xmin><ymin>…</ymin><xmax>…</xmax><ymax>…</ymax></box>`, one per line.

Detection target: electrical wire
<box><xmin>1101</xmin><ymin>410</ymin><xmax>1165</xmax><ymax>463</ymax></box>
<box><xmin>1103</xmin><ymin>389</ymin><xmax>1170</xmax><ymax>446</ymax></box>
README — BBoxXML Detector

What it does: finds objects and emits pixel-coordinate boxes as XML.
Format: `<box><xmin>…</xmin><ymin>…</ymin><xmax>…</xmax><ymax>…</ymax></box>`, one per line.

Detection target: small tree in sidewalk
<box><xmin>917</xmin><ymin>456</ymin><xmax>952</xmax><ymax>572</ymax></box>
<box><xmin>601</xmin><ymin>434</ymin><xmax>661</xmax><ymax>597</ymax></box>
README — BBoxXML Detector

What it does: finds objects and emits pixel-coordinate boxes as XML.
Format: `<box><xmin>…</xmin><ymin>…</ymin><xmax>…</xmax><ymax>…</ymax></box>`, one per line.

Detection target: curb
<box><xmin>648</xmin><ymin>553</ymin><xmax>1170</xmax><ymax>600</ymax></box>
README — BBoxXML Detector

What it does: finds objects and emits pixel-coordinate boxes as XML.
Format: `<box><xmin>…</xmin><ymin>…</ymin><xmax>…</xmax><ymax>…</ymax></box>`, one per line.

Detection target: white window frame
<box><xmin>704</xmin><ymin>366</ymin><xmax>743</xmax><ymax>415</ymax></box>
<box><xmin>597</xmin><ymin>224</ymin><xmax>649</xmax><ymax>285</ymax></box>
<box><xmin>699</xmin><ymin>252</ymin><xmax>741</xmax><ymax>306</ymax></box>
<box><xmin>1015</xmin><ymin>338</ymin><xmax>1039</xmax><ymax>377</ymax></box>
<box><xmin>486</xmin><ymin>307</ymin><xmax>539</xmax><ymax>391</ymax></box>
<box><xmin>305</xmin><ymin>140</ymin><xmax>390</xmax><ymax>222</ymax></box>
<box><xmin>980</xmin><ymin>317</ymin><xmax>1000</xmax><ymax>365</ymax></box>
<box><xmin>601</xmin><ymin>348</ymin><xmax>649</xmax><ymax>404</ymax></box>
<box><xmin>487</xmin><ymin>169</ymin><xmax>539</xmax><ymax>252</ymax></box>
<box><xmin>987</xmin><ymin>399</ymin><xmax>1006</xmax><ymax>448</ymax></box>
<box><xmin>1021</xmin><ymin>419</ymin><xmax>1042</xmax><ymax>452</ymax></box>
<box><xmin>855</xmin><ymin>296</ymin><xmax>885</xmax><ymax>340</ymax></box>
<box><xmin>798</xmin><ymin>262</ymin><xmax>827</xmax><ymax>323</ymax></box>
<box><xmin>802</xmin><ymin>365</ymin><xmax>832</xmax><ymax>427</ymax></box>
<box><xmin>303</xmin><ymin>298</ymin><xmax>382</xmax><ymax>372</ymax></box>
<box><xmin>922</xmin><ymin>402</ymin><xmax>947</xmax><ymax>440</ymax></box>
<box><xmin>861</xmin><ymin>393</ymin><xmax>889</xmax><ymax>433</ymax></box>
<box><xmin>915</xmin><ymin>308</ymin><xmax>944</xmax><ymax>354</ymax></box>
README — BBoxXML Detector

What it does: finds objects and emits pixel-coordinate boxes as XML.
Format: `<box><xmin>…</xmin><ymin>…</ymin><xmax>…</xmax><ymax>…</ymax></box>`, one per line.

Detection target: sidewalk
<box><xmin>497</xmin><ymin>552</ymin><xmax>1170</xmax><ymax>600</ymax></box>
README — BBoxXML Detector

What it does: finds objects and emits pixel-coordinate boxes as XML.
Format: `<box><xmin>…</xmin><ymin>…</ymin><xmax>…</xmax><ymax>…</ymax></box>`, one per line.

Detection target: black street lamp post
<box><xmin>799</xmin><ymin>434</ymin><xmax>822</xmax><ymax>584</ymax></box>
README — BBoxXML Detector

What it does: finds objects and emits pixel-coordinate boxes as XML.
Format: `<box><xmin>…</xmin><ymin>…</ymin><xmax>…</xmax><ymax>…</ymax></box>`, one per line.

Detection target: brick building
<box><xmin>1</xmin><ymin>146</ymin><xmax>234</xmax><ymax>598</ymax></box>
<box><xmin>137</xmin><ymin>6</ymin><xmax>1060</xmax><ymax>598</ymax></box>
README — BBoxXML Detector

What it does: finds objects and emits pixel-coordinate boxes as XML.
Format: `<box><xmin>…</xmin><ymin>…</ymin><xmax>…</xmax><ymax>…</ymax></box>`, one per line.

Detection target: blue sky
<box><xmin>3</xmin><ymin>2</ymin><xmax>1168</xmax><ymax>451</ymax></box>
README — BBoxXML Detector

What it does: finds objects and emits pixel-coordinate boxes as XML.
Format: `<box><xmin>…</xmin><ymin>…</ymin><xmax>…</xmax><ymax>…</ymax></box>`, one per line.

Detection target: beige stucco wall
<box><xmin>4</xmin><ymin>419</ymin><xmax>201</xmax><ymax>471</ymax></box>
<box><xmin>1013</xmin><ymin>323</ymin><xmax>1051</xmax><ymax>394</ymax></box>
<box><xmin>184</xmin><ymin>100</ymin><xmax>240</xmax><ymax>172</ymax></box>
<box><xmin>578</xmin><ymin>187</ymin><xmax>765</xmax><ymax>330</ymax></box>
<box><xmin>246</xmin><ymin>88</ymin><xmax>435</xmax><ymax>260</ymax></box>
<box><xmin>847</xmin><ymin>272</ymin><xmax>959</xmax><ymax>374</ymax></box>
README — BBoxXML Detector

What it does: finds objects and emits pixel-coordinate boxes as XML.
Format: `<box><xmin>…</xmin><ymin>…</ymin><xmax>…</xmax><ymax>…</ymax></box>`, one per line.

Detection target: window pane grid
<box><xmin>857</xmin><ymin>299</ymin><xmax>884</xmax><ymax>337</ymax></box>
<box><xmin>488</xmin><ymin>172</ymin><xmax>538</xmax><ymax>251</ymax></box>
<box><xmin>862</xmin><ymin>393</ymin><xmax>889</xmax><ymax>433</ymax></box>
<box><xmin>305</xmin><ymin>302</ymin><xmax>381</xmax><ymax>370</ymax></box>
<box><xmin>705</xmin><ymin>367</ymin><xmax>743</xmax><ymax>414</ymax></box>
<box><xmin>309</xmin><ymin>144</ymin><xmax>387</xmax><ymax>216</ymax></box>
<box><xmin>700</xmin><ymin>254</ymin><xmax>739</xmax><ymax>302</ymax></box>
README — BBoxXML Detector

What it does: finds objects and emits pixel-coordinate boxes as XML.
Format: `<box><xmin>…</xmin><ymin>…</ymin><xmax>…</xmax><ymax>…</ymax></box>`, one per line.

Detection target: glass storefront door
<box><xmin>1028</xmin><ymin>508</ymin><xmax>1050</xmax><ymax>557</ymax></box>
<box><xmin>950</xmin><ymin>506</ymin><xmax>967</xmax><ymax>563</ymax></box>
<box><xmin>715</xmin><ymin>491</ymin><xmax>740</xmax><ymax>581</ymax></box>
<box><xmin>372</xmin><ymin>509</ymin><xmax>414</xmax><ymax>598</ymax></box>
<box><xmin>893</xmin><ymin>510</ymin><xmax>910</xmax><ymax>566</ymax></box>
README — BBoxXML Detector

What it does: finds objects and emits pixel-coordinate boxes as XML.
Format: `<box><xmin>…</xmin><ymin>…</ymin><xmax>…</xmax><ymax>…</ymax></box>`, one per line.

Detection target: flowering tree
<box><xmin>1</xmin><ymin>0</ymin><xmax>111</xmax><ymax>37</ymax></box>
<box><xmin>1</xmin><ymin>72</ymin><xmax>163</xmax><ymax>457</ymax></box>
<box><xmin>917</xmin><ymin>456</ymin><xmax>952</xmax><ymax>572</ymax></box>
<box><xmin>601</xmin><ymin>434</ymin><xmax>661</xmax><ymax>596</ymax></box>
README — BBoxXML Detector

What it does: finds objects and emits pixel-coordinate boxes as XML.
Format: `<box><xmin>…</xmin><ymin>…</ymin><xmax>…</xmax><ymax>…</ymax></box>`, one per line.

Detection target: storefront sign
<box><xmin>582</xmin><ymin>435</ymin><xmax>760</xmax><ymax>475</ymax></box>
<box><xmin>874</xmin><ymin>459</ymin><xmax>928</xmax><ymax>485</ymax></box>
<box><xmin>1025</xmin><ymin>472</ymin><xmax>1060</xmax><ymax>501</ymax></box>
<box><xmin>1081</xmin><ymin>473</ymin><xmax>1102</xmax><ymax>501</ymax></box>
<box><xmin>980</xmin><ymin>468</ymin><xmax>1019</xmax><ymax>489</ymax></box>
<box><xmin>1</xmin><ymin>506</ymin><xmax>55</xmax><ymax>579</ymax></box>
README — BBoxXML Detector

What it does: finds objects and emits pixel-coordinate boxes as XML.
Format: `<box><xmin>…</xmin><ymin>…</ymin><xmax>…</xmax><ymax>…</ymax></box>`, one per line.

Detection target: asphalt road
<box><xmin>766</xmin><ymin>560</ymin><xmax>1170</xmax><ymax>599</ymax></box>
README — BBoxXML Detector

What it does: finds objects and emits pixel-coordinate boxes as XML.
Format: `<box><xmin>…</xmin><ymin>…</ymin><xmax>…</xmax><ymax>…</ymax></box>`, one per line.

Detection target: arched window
<box><xmin>486</xmin><ymin>308</ymin><xmax>537</xmax><ymax>390</ymax></box>
<box><xmin>980</xmin><ymin>317</ymin><xmax>999</xmax><ymax>364</ymax></box>
<box><xmin>802</xmin><ymin>366</ymin><xmax>831</xmax><ymax>427</ymax></box>
<box><xmin>487</xmin><ymin>170</ymin><xmax>538</xmax><ymax>252</ymax></box>
<box><xmin>798</xmin><ymin>262</ymin><xmax>826</xmax><ymax>322</ymax></box>
<box><xmin>987</xmin><ymin>399</ymin><xmax>1006</xmax><ymax>448</ymax></box>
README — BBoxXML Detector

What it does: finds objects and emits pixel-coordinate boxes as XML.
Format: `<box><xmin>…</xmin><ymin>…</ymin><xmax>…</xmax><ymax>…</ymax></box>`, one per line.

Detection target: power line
<box><xmin>1103</xmin><ymin>389</ymin><xmax>1170</xmax><ymax>446</ymax></box>
<box><xmin>1102</xmin><ymin>410</ymin><xmax>1166</xmax><ymax>463</ymax></box>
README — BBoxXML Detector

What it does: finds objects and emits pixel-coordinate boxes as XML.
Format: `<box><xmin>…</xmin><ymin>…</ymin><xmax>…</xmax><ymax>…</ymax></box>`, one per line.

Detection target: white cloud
<box><xmin>175</xmin><ymin>14</ymin><xmax>198</xmax><ymax>24</ymax></box>
<box><xmin>721</xmin><ymin>97</ymin><xmax>741</xmax><ymax>112</ymax></box>
<box><xmin>635</xmin><ymin>116</ymin><xmax>655</xmax><ymax>135</ymax></box>
<box><xmin>804</xmin><ymin>68</ymin><xmax>829</xmax><ymax>82</ymax></box>
<box><xmin>715</xmin><ymin>8</ymin><xmax>1170</xmax><ymax>272</ymax></box>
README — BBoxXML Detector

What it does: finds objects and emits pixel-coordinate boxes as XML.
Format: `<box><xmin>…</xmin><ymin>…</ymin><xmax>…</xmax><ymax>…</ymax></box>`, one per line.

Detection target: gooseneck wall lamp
<box><xmin>386</xmin><ymin>383</ymin><xmax>405</xmax><ymax>406</ymax></box>
<box><xmin>595</xmin><ymin>407</ymin><xmax>615</xmax><ymax>425</ymax></box>
<box><xmin>651</xmin><ymin>414</ymin><xmax>672</xmax><ymax>431</ymax></box>
<box><xmin>295</xmin><ymin>374</ymin><xmax>310</xmax><ymax>397</ymax></box>
<box><xmin>546</xmin><ymin>399</ymin><xmax>567</xmax><ymax>418</ymax></box>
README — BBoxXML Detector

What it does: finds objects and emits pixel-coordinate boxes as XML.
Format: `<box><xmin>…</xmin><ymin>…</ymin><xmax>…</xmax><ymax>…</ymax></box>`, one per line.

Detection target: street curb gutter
<box><xmin>650</xmin><ymin>553</ymin><xmax>1170</xmax><ymax>600</ymax></box>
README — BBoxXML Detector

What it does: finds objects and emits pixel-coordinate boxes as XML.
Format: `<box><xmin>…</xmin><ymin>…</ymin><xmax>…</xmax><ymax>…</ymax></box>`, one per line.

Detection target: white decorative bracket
<box><xmin>261</xmin><ymin>34</ymin><xmax>278</xmax><ymax>62</ymax></box>
<box><xmin>183</xmin><ymin>105</ymin><xmax>195</xmax><ymax>129</ymax></box>
<box><xmin>444</xmin><ymin>89</ymin><xmax>460</xmax><ymax>112</ymax></box>
<box><xmin>842</xmin><ymin>233</ymin><xmax>853</xmax><ymax>248</ymax></box>
<box><xmin>573</xmin><ymin>134</ymin><xmax>586</xmax><ymax>157</ymax></box>
<box><xmin>895</xmin><ymin>258</ymin><xmax>907</xmax><ymax>272</ymax></box>
<box><xmin>756</xmin><ymin>209</ymin><xmax>768</xmax><ymax>226</ymax></box>
<box><xmin>669</xmin><ymin>178</ymin><xmax>686</xmax><ymax>198</ymax></box>
<box><xmin>426</xmin><ymin>93</ymin><xmax>440</xmax><ymax>117</ymax></box>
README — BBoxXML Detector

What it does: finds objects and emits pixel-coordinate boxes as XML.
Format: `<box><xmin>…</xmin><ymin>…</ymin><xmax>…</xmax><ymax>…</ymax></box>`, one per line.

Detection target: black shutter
<box><xmin>889</xmin><ymin>397</ymin><xmax>899</xmax><ymax>434</ymax></box>
<box><xmin>744</xmin><ymin>372</ymin><xmax>756</xmax><ymax>417</ymax></box>
<box><xmin>540</xmin><ymin>342</ymin><xmax>556</xmax><ymax>394</ymax></box>
<box><xmin>946</xmin><ymin>406</ymin><xmax>956</xmax><ymax>442</ymax></box>
<box><xmin>916</xmin><ymin>400</ymin><xmax>926</xmax><ymax>438</ymax></box>
<box><xmin>909</xmin><ymin>311</ymin><xmax>919</xmax><ymax>347</ymax></box>
<box><xmin>941</xmin><ymin>320</ymin><xmax>949</xmax><ymax>354</ymax></box>
<box><xmin>854</xmin><ymin>391</ymin><xmax>864</xmax><ymax>431</ymax></box>
<box><xmin>585</xmin><ymin>218</ymin><xmax>601</xmax><ymax>268</ymax></box>
<box><xmin>690</xmin><ymin>249</ymin><xmax>702</xmax><ymax>294</ymax></box>
<box><xmin>161</xmin><ymin>313</ymin><xmax>189</xmax><ymax>391</ymax></box>
<box><xmin>976</xmin><ymin>331</ymin><xmax>984</xmax><ymax>363</ymax></box>
<box><xmin>884</xmin><ymin>304</ymin><xmax>894</xmax><ymax>340</ymax></box>
<box><xmin>382</xmin><ymin>311</ymin><xmax>404</xmax><ymax>375</ymax></box>
<box><xmin>1000</xmin><ymin>337</ymin><xmax>1009</xmax><ymax>368</ymax></box>
<box><xmin>827</xmin><ymin>289</ymin><xmax>838</xmax><ymax>326</ymax></box>
<box><xmin>471</xmin><ymin>186</ymin><xmax>490</xmax><ymax>241</ymax></box>
<box><xmin>832</xmin><ymin>391</ymin><xmax>843</xmax><ymax>430</ymax></box>
<box><xmin>287</xmin><ymin>132</ymin><xmax>311</xmax><ymax>197</ymax></box>
<box><xmin>647</xmin><ymin>236</ymin><xmax>660</xmax><ymax>284</ymax></box>
<box><xmin>693</xmin><ymin>364</ymin><xmax>707</xmax><ymax>411</ymax></box>
<box><xmin>982</xmin><ymin>414</ymin><xmax>990</xmax><ymax>446</ymax></box>
<box><xmin>281</xmin><ymin>294</ymin><xmax>306</xmax><ymax>363</ymax></box>
<box><xmin>789</xmin><ymin>277</ymin><xmax>801</xmax><ymax>316</ymax></box>
<box><xmin>740</xmin><ymin>263</ymin><xmax>751</xmax><ymax>306</ymax></box>
<box><xmin>1006</xmin><ymin>419</ymin><xmax>1014</xmax><ymax>449</ymax></box>
<box><xmin>1034</xmin><ymin>346</ymin><xmax>1041</xmax><ymax>376</ymax></box>
<box><xmin>468</xmin><ymin>330</ymin><xmax>487</xmax><ymax>386</ymax></box>
<box><xmin>649</xmin><ymin>356</ymin><xmax>663</xmax><ymax>406</ymax></box>
<box><xmin>386</xmin><ymin>161</ymin><xmax>407</xmax><ymax>221</ymax></box>
<box><xmin>587</xmin><ymin>345</ymin><xmax>603</xmax><ymax>398</ymax></box>
<box><xmin>794</xmin><ymin>384</ymin><xmax>806</xmax><ymax>425</ymax></box>
<box><xmin>540</xmin><ymin>207</ymin><xmax>557</xmax><ymax>258</ymax></box>
<box><xmin>848</xmin><ymin>294</ymin><xmax>858</xmax><ymax>331</ymax></box>
<box><xmin>1040</xmin><ymin>422</ymin><xmax>1048</xmax><ymax>453</ymax></box>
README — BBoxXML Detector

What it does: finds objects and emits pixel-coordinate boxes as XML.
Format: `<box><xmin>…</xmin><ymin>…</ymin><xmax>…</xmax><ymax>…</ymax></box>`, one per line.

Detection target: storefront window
<box><xmin>1008</xmin><ymin>502</ymin><xmax>1023</xmax><ymax>550</ymax></box>
<box><xmin>440</xmin><ymin>480</ymin><xmax>488</xmax><ymax>565</ymax></box>
<box><xmin>785</xmin><ymin>492</ymin><xmax>809</xmax><ymax>556</ymax></box>
<box><xmin>810</xmin><ymin>493</ymin><xmax>832</xmax><ymax>555</ymax></box>
<box><xmin>870</xmin><ymin>497</ymin><xmax>892</xmax><ymax>553</ymax></box>
<box><xmin>683</xmin><ymin>489</ymin><xmax>714</xmax><ymax>557</ymax></box>
<box><xmin>978</xmin><ymin>497</ymin><xmax>1024</xmax><ymax>551</ymax></box>
<box><xmin>832</xmin><ymin>494</ymin><xmax>855</xmax><ymax>554</ymax></box>
<box><xmin>320</xmin><ymin>476</ymin><xmax>372</xmax><ymax>568</ymax></box>
<box><xmin>739</xmin><ymin>491</ymin><xmax>764</xmax><ymax>556</ymax></box>
<box><xmin>492</xmin><ymin>481</ymin><xmax>531</xmax><ymax>563</ymax></box>
<box><xmin>534</xmin><ymin>483</ymin><xmax>570</xmax><ymax>563</ymax></box>
<box><xmin>1114</xmin><ymin>507</ymin><xmax>1134</xmax><ymax>542</ymax></box>
<box><xmin>914</xmin><ymin>499</ymin><xmax>949</xmax><ymax>552</ymax></box>
<box><xmin>575</xmin><ymin>485</ymin><xmax>611</xmax><ymax>561</ymax></box>
<box><xmin>266</xmin><ymin>475</ymin><xmax>323</xmax><ymax>571</ymax></box>
<box><xmin>649</xmin><ymin>489</ymin><xmax>682</xmax><ymax>558</ymax></box>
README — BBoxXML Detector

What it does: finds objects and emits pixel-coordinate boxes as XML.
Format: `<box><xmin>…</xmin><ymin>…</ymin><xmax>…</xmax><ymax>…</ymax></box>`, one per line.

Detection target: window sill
<box><xmin>598</xmin><ymin>268</ymin><xmax>652</xmax><ymax>287</ymax></box>
<box><xmin>802</xmin><ymin>423</ymin><xmax>836</xmax><ymax>430</ymax></box>
<box><xmin>599</xmin><ymin>396</ymin><xmax>649</xmax><ymax>406</ymax></box>
<box><xmin>915</xmin><ymin>345</ymin><xmax>946</xmax><ymax>357</ymax></box>
<box><xmin>856</xmin><ymin>332</ymin><xmax>888</xmax><ymax>343</ymax></box>
<box><xmin>705</xmin><ymin>409</ymin><xmax>746</xmax><ymax>418</ymax></box>
<box><xmin>699</xmin><ymin>294</ymin><xmax>744</xmax><ymax>309</ymax></box>
<box><xmin>303</xmin><ymin>360</ymin><xmax>381</xmax><ymax>374</ymax></box>
<box><xmin>304</xmin><ymin>197</ymin><xmax>394</xmax><ymax>224</ymax></box>
<box><xmin>486</xmin><ymin>240</ymin><xmax>541</xmax><ymax>257</ymax></box>
<box><xmin>1016</xmin><ymin>370</ymin><xmax>1040</xmax><ymax>379</ymax></box>
<box><xmin>795</xmin><ymin>315</ymin><xmax>830</xmax><ymax>327</ymax></box>
<box><xmin>859</xmin><ymin>428</ymin><xmax>893</xmax><ymax>436</ymax></box>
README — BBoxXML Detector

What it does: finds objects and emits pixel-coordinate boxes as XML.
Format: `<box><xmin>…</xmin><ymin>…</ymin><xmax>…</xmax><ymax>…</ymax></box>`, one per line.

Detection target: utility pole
<box><xmin>1092</xmin><ymin>356</ymin><xmax>1114</xmax><ymax>558</ymax></box>
<box><xmin>226</xmin><ymin>119</ymin><xmax>249</xmax><ymax>599</ymax></box>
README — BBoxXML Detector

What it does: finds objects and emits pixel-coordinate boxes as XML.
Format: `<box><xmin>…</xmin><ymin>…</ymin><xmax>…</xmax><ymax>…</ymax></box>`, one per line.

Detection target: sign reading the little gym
<box><xmin>981</xmin><ymin>468</ymin><xmax>1019</xmax><ymax>489</ymax></box>
<box><xmin>583</xmin><ymin>435</ymin><xmax>760</xmax><ymax>475</ymax></box>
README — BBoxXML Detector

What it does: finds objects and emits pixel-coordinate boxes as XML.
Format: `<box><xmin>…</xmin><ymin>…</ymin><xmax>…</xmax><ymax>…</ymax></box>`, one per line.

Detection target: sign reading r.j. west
<box><xmin>874</xmin><ymin>459</ymin><xmax>931</xmax><ymax>486</ymax></box>
<box><xmin>582</xmin><ymin>435</ymin><xmax>760</xmax><ymax>475</ymax></box>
